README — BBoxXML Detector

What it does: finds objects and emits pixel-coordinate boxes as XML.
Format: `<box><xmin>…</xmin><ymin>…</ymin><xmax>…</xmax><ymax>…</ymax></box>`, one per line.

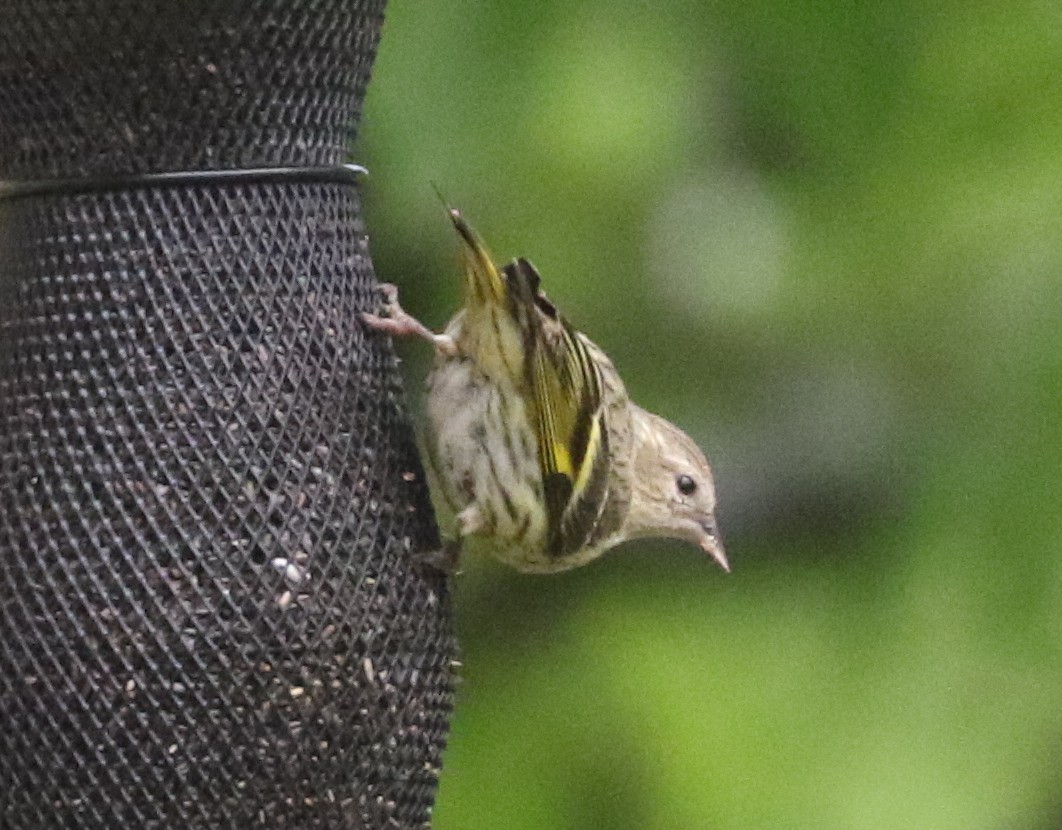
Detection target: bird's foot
<box><xmin>412</xmin><ymin>536</ymin><xmax>463</xmax><ymax>575</ymax></box>
<box><xmin>413</xmin><ymin>506</ymin><xmax>485</xmax><ymax>574</ymax></box>
<box><xmin>360</xmin><ymin>283</ymin><xmax>457</xmax><ymax>356</ymax></box>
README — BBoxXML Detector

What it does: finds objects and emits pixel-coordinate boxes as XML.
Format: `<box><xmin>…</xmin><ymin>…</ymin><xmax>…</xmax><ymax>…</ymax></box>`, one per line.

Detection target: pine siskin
<box><xmin>362</xmin><ymin>207</ymin><xmax>728</xmax><ymax>574</ymax></box>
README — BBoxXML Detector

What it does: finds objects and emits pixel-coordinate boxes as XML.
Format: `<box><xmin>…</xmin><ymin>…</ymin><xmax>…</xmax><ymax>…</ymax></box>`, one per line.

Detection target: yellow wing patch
<box><xmin>529</xmin><ymin>316</ymin><xmax>607</xmax><ymax>554</ymax></box>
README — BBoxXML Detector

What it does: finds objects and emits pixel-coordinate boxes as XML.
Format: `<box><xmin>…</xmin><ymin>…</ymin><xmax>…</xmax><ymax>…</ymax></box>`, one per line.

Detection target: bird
<box><xmin>361</xmin><ymin>206</ymin><xmax>728</xmax><ymax>575</ymax></box>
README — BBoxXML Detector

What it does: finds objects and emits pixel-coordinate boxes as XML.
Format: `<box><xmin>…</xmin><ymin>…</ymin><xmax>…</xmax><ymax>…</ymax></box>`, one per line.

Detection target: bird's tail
<box><xmin>446</xmin><ymin>207</ymin><xmax>507</xmax><ymax>310</ymax></box>
<box><xmin>442</xmin><ymin>205</ymin><xmax>529</xmax><ymax>377</ymax></box>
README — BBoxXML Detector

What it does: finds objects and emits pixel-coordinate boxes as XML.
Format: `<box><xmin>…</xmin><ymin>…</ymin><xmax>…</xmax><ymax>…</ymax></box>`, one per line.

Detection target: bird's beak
<box><xmin>699</xmin><ymin>522</ymin><xmax>730</xmax><ymax>573</ymax></box>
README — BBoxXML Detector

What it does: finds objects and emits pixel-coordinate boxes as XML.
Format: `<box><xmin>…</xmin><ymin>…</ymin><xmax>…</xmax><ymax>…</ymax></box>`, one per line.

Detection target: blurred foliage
<box><xmin>359</xmin><ymin>0</ymin><xmax>1062</xmax><ymax>827</ymax></box>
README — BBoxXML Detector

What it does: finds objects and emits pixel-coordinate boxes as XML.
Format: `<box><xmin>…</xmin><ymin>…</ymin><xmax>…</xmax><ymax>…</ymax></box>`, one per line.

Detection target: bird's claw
<box><xmin>412</xmin><ymin>536</ymin><xmax>463</xmax><ymax>575</ymax></box>
<box><xmin>360</xmin><ymin>283</ymin><xmax>457</xmax><ymax>356</ymax></box>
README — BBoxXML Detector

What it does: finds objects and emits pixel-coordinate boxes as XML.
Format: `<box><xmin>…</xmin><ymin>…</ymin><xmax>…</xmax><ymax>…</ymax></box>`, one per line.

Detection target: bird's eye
<box><xmin>676</xmin><ymin>474</ymin><xmax>697</xmax><ymax>496</ymax></box>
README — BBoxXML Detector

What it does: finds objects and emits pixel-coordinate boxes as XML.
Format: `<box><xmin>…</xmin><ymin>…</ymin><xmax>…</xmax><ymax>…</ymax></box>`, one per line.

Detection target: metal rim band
<box><xmin>0</xmin><ymin>163</ymin><xmax>369</xmax><ymax>202</ymax></box>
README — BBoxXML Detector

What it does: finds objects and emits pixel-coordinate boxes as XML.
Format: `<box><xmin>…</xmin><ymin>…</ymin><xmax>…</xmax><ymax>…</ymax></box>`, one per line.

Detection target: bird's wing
<box><xmin>503</xmin><ymin>258</ymin><xmax>612</xmax><ymax>556</ymax></box>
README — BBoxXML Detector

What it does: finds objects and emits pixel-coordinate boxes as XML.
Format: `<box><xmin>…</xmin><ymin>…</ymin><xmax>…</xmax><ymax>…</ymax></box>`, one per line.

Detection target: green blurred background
<box><xmin>359</xmin><ymin>1</ymin><xmax>1062</xmax><ymax>827</ymax></box>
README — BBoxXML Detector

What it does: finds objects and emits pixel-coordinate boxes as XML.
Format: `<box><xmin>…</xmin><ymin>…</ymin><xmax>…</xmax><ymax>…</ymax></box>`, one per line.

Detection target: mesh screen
<box><xmin>0</xmin><ymin>3</ymin><xmax>456</xmax><ymax>829</ymax></box>
<box><xmin>0</xmin><ymin>1</ymin><xmax>385</xmax><ymax>177</ymax></box>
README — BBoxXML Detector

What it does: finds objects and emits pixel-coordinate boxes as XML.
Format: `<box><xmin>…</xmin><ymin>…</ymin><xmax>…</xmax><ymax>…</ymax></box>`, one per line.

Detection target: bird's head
<box><xmin>624</xmin><ymin>406</ymin><xmax>728</xmax><ymax>571</ymax></box>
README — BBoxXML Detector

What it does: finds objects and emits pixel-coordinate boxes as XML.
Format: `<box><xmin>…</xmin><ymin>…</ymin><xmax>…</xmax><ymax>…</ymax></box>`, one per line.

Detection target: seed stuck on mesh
<box><xmin>270</xmin><ymin>556</ymin><xmax>307</xmax><ymax>585</ymax></box>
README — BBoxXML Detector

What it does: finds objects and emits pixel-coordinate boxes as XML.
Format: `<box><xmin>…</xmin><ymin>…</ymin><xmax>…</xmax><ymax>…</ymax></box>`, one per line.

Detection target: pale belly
<box><xmin>425</xmin><ymin>358</ymin><xmax>550</xmax><ymax>567</ymax></box>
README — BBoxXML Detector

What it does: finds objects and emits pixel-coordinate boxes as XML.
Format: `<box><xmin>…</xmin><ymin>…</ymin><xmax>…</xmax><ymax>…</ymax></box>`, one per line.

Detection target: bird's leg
<box><xmin>412</xmin><ymin>536</ymin><xmax>463</xmax><ymax>575</ymax></box>
<box><xmin>361</xmin><ymin>283</ymin><xmax>457</xmax><ymax>357</ymax></box>
<box><xmin>411</xmin><ymin>505</ymin><xmax>483</xmax><ymax>574</ymax></box>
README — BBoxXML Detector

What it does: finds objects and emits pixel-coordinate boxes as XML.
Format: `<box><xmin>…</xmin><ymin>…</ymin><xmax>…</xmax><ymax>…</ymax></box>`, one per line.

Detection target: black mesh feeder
<box><xmin>0</xmin><ymin>2</ymin><xmax>457</xmax><ymax>828</ymax></box>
